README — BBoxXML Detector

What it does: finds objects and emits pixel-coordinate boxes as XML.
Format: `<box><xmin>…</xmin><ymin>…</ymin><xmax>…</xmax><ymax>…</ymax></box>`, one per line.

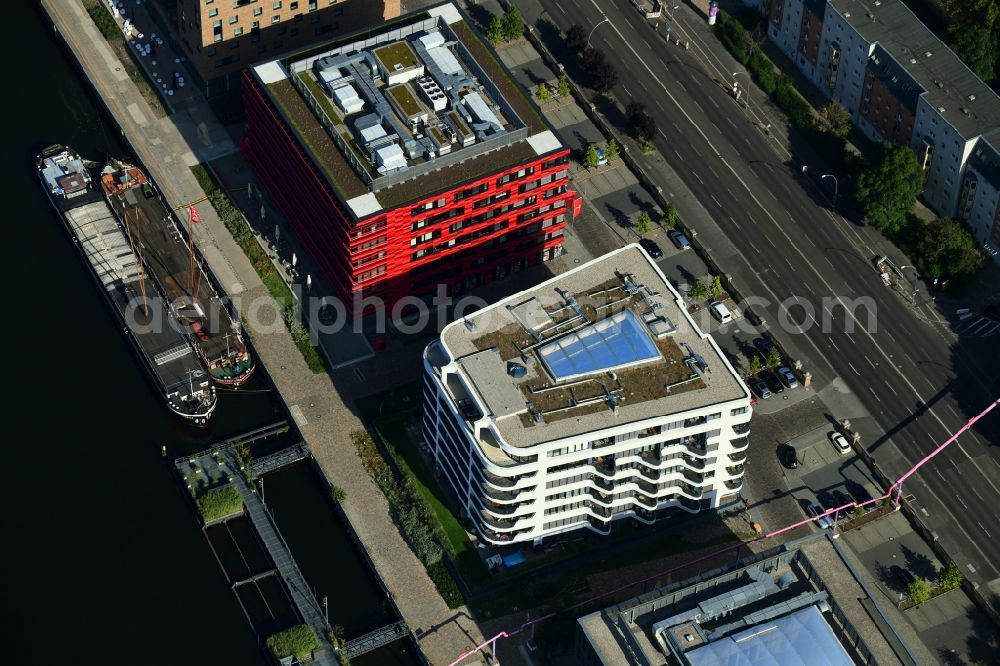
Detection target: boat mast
<box><xmin>121</xmin><ymin>203</ymin><xmax>149</xmax><ymax>317</ymax></box>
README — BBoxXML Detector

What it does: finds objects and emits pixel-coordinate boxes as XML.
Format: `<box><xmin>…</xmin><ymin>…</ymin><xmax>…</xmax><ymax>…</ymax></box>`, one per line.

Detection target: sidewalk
<box><xmin>42</xmin><ymin>1</ymin><xmax>487</xmax><ymax>662</ymax></box>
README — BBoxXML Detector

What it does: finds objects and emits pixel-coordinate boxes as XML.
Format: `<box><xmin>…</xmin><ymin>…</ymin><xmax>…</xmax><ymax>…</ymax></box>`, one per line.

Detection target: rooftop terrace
<box><xmin>432</xmin><ymin>245</ymin><xmax>749</xmax><ymax>448</ymax></box>
<box><xmin>252</xmin><ymin>3</ymin><xmax>556</xmax><ymax>219</ymax></box>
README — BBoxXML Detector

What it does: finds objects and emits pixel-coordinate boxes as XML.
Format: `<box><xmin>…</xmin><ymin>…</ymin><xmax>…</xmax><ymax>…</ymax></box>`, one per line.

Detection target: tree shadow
<box><xmin>464</xmin><ymin>3</ymin><xmax>495</xmax><ymax>32</ymax></box>
<box><xmin>900</xmin><ymin>544</ymin><xmax>936</xmax><ymax>580</ymax></box>
<box><xmin>966</xmin><ymin>595</ymin><xmax>1000</xmax><ymax>663</ymax></box>
<box><xmin>604</xmin><ymin>203</ymin><xmax>632</xmax><ymax>230</ymax></box>
<box><xmin>628</xmin><ymin>190</ymin><xmax>656</xmax><ymax>217</ymax></box>
<box><xmin>674</xmin><ymin>263</ymin><xmax>696</xmax><ymax>285</ymax></box>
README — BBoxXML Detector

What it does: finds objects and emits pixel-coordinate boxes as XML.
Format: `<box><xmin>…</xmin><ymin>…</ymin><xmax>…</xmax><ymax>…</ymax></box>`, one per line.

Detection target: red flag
<box><xmin>189</xmin><ymin>206</ymin><xmax>201</xmax><ymax>224</ymax></box>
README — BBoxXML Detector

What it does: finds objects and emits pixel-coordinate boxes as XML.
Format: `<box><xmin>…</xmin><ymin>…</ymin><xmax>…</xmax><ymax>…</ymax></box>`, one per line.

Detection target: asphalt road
<box><xmin>526</xmin><ymin>0</ymin><xmax>1000</xmax><ymax>591</ymax></box>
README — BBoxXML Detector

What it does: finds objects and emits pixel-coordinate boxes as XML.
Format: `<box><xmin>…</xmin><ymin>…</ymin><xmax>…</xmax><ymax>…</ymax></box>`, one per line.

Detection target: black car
<box><xmin>763</xmin><ymin>370</ymin><xmax>785</xmax><ymax>394</ymax></box>
<box><xmin>639</xmin><ymin>238</ymin><xmax>664</xmax><ymax>258</ymax></box>
<box><xmin>669</xmin><ymin>230</ymin><xmax>691</xmax><ymax>250</ymax></box>
<box><xmin>751</xmin><ymin>379</ymin><xmax>771</xmax><ymax>399</ymax></box>
<box><xmin>753</xmin><ymin>337</ymin><xmax>774</xmax><ymax>356</ymax></box>
<box><xmin>780</xmin><ymin>444</ymin><xmax>799</xmax><ymax>469</ymax></box>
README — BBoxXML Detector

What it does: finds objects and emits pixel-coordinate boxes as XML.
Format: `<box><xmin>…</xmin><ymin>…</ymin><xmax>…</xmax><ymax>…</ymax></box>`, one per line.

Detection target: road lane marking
<box><xmin>707</xmin><ymin>165</ymin><xmax>719</xmax><ymax>178</ymax></box>
<box><xmin>766</xmin><ymin>187</ymin><xmax>777</xmax><ymax>200</ymax></box>
<box><xmin>848</xmin><ymin>362</ymin><xmax>860</xmax><ymax>375</ymax></box>
<box><xmin>728</xmin><ymin>215</ymin><xmax>742</xmax><ymax>230</ymax></box>
<box><xmin>659</xmin><ymin>128</ymin><xmax>669</xmax><ymax>139</ymax></box>
<box><xmin>864</xmin><ymin>355</ymin><xmax>876</xmax><ymax>369</ymax></box>
<box><xmin>622</xmin><ymin>85</ymin><xmax>631</xmax><ymax>96</ymax></box>
<box><xmin>978</xmin><ymin>521</ymin><xmax>992</xmax><ymax>538</ymax></box>
<box><xmin>677</xmin><ymin>79</ymin><xmax>688</xmax><ymax>92</ymax></box>
<box><xmin>886</xmin><ymin>382</ymin><xmax>898</xmax><ymax>396</ymax></box>
<box><xmin>749</xmin><ymin>242</ymin><xmax>761</xmax><ymax>254</ymax></box>
<box><xmin>638</xmin><ymin>79</ymin><xmax>650</xmax><ymax>92</ymax></box>
<box><xmin>555</xmin><ymin>1</ymin><xmax>566</xmax><ymax>14</ymax></box>
<box><xmin>830</xmin><ymin>340</ymin><xmax>840</xmax><ymax>351</ymax></box>
<box><xmin>726</xmin><ymin>117</ymin><xmax>737</xmax><ymax>128</ymax></box>
<box><xmin>765</xmin><ymin>236</ymin><xmax>776</xmax><ymax>248</ymax></box>
<box><xmin>693</xmin><ymin>171</ymin><xmax>704</xmax><ymax>184</ymax></box>
<box><xmin>656</xmin><ymin>99</ymin><xmax>666</xmax><ymax>111</ymax></box>
<box><xmin>708</xmin><ymin>96</ymin><xmax>720</xmax><ymax>109</ymax></box>
<box><xmin>710</xmin><ymin>195</ymin><xmax>721</xmax><ymax>207</ymax></box>
<box><xmin>785</xmin><ymin>257</ymin><xmax>795</xmax><ymax>272</ymax></box>
<box><xmin>869</xmin><ymin>387</ymin><xmax>882</xmax><ymax>403</ymax></box>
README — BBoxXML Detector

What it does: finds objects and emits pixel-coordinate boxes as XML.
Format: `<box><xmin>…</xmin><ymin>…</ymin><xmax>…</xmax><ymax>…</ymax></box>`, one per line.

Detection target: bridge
<box><xmin>248</xmin><ymin>442</ymin><xmax>310</xmax><ymax>478</ymax></box>
<box><xmin>346</xmin><ymin>620</ymin><xmax>410</xmax><ymax>659</ymax></box>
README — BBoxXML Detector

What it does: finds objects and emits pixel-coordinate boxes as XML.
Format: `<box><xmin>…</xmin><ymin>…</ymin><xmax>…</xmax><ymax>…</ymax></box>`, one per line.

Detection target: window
<box><xmin>229</xmin><ymin>15</ymin><xmax>238</xmax><ymax>24</ymax></box>
<box><xmin>252</xmin><ymin>20</ymin><xmax>260</xmax><ymax>28</ymax></box>
<box><xmin>253</xmin><ymin>6</ymin><xmax>262</xmax><ymax>15</ymax></box>
<box><xmin>234</xmin><ymin>27</ymin><xmax>244</xmax><ymax>36</ymax></box>
<box><xmin>273</xmin><ymin>0</ymin><xmax>282</xmax><ymax>7</ymax></box>
<box><xmin>272</xmin><ymin>14</ymin><xmax>280</xmax><ymax>22</ymax></box>
<box><xmin>290</xmin><ymin>0</ymin><xmax>298</xmax><ymax>7</ymax></box>
<box><xmin>208</xmin><ymin>8</ymin><xmax>218</xmax><ymax>16</ymax></box>
<box><xmin>309</xmin><ymin>0</ymin><xmax>318</xmax><ymax>9</ymax></box>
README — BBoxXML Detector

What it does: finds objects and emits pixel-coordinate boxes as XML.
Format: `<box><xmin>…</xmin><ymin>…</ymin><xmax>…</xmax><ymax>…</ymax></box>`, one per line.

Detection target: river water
<box><xmin>1</xmin><ymin>5</ymin><xmax>412</xmax><ymax>664</ymax></box>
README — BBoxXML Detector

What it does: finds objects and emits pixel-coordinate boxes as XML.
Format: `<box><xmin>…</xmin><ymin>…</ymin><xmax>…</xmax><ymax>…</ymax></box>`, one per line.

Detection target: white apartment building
<box><xmin>758</xmin><ymin>0</ymin><xmax>1000</xmax><ymax>260</ymax></box>
<box><xmin>421</xmin><ymin>245</ymin><xmax>752</xmax><ymax>546</ymax></box>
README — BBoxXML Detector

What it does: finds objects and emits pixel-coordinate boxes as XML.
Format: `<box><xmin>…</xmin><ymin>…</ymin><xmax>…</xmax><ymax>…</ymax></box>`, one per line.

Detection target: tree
<box><xmin>486</xmin><ymin>16</ymin><xmax>505</xmax><ymax>44</ymax></box>
<box><xmin>635</xmin><ymin>210</ymin><xmax>652</xmax><ymax>235</ymax></box>
<box><xmin>501</xmin><ymin>7</ymin><xmax>524</xmax><ymax>41</ymax></box>
<box><xmin>635</xmin><ymin>113</ymin><xmax>657</xmax><ymax>143</ymax></box>
<box><xmin>556</xmin><ymin>73</ymin><xmax>570</xmax><ymax>98</ymax></box>
<box><xmin>917</xmin><ymin>217</ymin><xmax>984</xmax><ymax>277</ymax></box>
<box><xmin>937</xmin><ymin>561</ymin><xmax>964</xmax><ymax>591</ymax></box>
<box><xmin>855</xmin><ymin>143</ymin><xmax>924</xmax><ymax>233</ymax></box>
<box><xmin>662</xmin><ymin>202</ymin><xmax>678</xmax><ymax>228</ymax></box>
<box><xmin>748</xmin><ymin>354</ymin><xmax>762</xmax><ymax>376</ymax></box>
<box><xmin>606</xmin><ymin>137</ymin><xmax>619</xmax><ymax>162</ymax></box>
<box><xmin>593</xmin><ymin>62</ymin><xmax>619</xmax><ymax>93</ymax></box>
<box><xmin>689</xmin><ymin>280</ymin><xmax>709</xmax><ymax>301</ymax></box>
<box><xmin>709</xmin><ymin>275</ymin><xmax>724</xmax><ymax>298</ymax></box>
<box><xmin>626</xmin><ymin>101</ymin><xmax>646</xmax><ymax>125</ymax></box>
<box><xmin>535</xmin><ymin>83</ymin><xmax>550</xmax><ymax>102</ymax></box>
<box><xmin>581</xmin><ymin>47</ymin><xmax>605</xmax><ymax>71</ymax></box>
<box><xmin>907</xmin><ymin>578</ymin><xmax>933</xmax><ymax>606</ymax></box>
<box><xmin>566</xmin><ymin>23</ymin><xmax>587</xmax><ymax>52</ymax></box>
<box><xmin>943</xmin><ymin>0</ymin><xmax>999</xmax><ymax>81</ymax></box>
<box><xmin>583</xmin><ymin>143</ymin><xmax>600</xmax><ymax>169</ymax></box>
<box><xmin>816</xmin><ymin>102</ymin><xmax>851</xmax><ymax>139</ymax></box>
<box><xmin>765</xmin><ymin>347</ymin><xmax>781</xmax><ymax>369</ymax></box>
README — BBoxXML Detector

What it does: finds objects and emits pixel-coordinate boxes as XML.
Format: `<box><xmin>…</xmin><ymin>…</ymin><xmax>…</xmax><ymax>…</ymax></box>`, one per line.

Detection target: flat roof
<box><xmin>434</xmin><ymin>245</ymin><xmax>750</xmax><ymax>449</ymax></box>
<box><xmin>251</xmin><ymin>3</ymin><xmax>556</xmax><ymax>219</ymax></box>
<box><xmin>686</xmin><ymin>605</ymin><xmax>852</xmax><ymax>666</ymax></box>
<box><xmin>578</xmin><ymin>532</ymin><xmax>924</xmax><ymax>666</ymax></box>
<box><xmin>830</xmin><ymin>0</ymin><xmax>1000</xmax><ymax>147</ymax></box>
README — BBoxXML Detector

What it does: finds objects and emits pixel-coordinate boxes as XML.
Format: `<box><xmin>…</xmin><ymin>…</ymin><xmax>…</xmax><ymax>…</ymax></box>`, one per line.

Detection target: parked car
<box><xmin>639</xmin><ymin>238</ymin><xmax>663</xmax><ymax>258</ymax></box>
<box><xmin>752</xmin><ymin>380</ymin><xmax>771</xmax><ymax>399</ymax></box>
<box><xmin>709</xmin><ymin>301</ymin><xmax>733</xmax><ymax>323</ymax></box>
<box><xmin>762</xmin><ymin>370</ymin><xmax>785</xmax><ymax>394</ymax></box>
<box><xmin>779</xmin><ymin>444</ymin><xmax>798</xmax><ymax>469</ymax></box>
<box><xmin>669</xmin><ymin>230</ymin><xmax>691</xmax><ymax>250</ymax></box>
<box><xmin>753</xmin><ymin>337</ymin><xmax>774</xmax><ymax>356</ymax></box>
<box><xmin>819</xmin><ymin>490</ymin><xmax>853</xmax><ymax>513</ymax></box>
<box><xmin>777</xmin><ymin>367</ymin><xmax>799</xmax><ymax>389</ymax></box>
<box><xmin>806</xmin><ymin>501</ymin><xmax>833</xmax><ymax>529</ymax></box>
<box><xmin>596</xmin><ymin>147</ymin><xmax>608</xmax><ymax>166</ymax></box>
<box><xmin>829</xmin><ymin>431</ymin><xmax>852</xmax><ymax>455</ymax></box>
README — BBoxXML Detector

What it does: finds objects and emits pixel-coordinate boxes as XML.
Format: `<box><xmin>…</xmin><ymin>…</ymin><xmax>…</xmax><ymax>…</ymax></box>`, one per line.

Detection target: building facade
<box><xmin>422</xmin><ymin>246</ymin><xmax>752</xmax><ymax>546</ymax></box>
<box><xmin>242</xmin><ymin>3</ymin><xmax>578</xmax><ymax>317</ymax></box>
<box><xmin>156</xmin><ymin>0</ymin><xmax>396</xmax><ymax>97</ymax></box>
<box><xmin>757</xmin><ymin>0</ymin><xmax>1000</xmax><ymax>260</ymax></box>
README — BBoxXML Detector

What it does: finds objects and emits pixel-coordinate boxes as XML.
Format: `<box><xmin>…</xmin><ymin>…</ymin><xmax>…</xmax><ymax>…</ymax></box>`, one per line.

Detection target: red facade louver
<box><xmin>241</xmin><ymin>71</ymin><xmax>575</xmax><ymax>318</ymax></box>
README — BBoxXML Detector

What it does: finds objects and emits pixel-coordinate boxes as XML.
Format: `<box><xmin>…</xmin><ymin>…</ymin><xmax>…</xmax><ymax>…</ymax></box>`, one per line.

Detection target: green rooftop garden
<box><xmin>374</xmin><ymin>41</ymin><xmax>419</xmax><ymax>71</ymax></box>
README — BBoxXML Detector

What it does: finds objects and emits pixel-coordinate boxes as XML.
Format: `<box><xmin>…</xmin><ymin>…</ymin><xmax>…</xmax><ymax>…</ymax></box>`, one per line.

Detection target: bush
<box><xmin>662</xmin><ymin>202</ymin><xmax>678</xmax><ymax>228</ymax></box>
<box><xmin>196</xmin><ymin>485</ymin><xmax>243</xmax><ymax>522</ymax></box>
<box><xmin>486</xmin><ymin>16</ymin><xmax>505</xmax><ymax>44</ymax></box>
<box><xmin>266</xmin><ymin>625</ymin><xmax>319</xmax><ymax>661</ymax></box>
<box><xmin>427</xmin><ymin>559</ymin><xmax>463</xmax><ymax>608</ymax></box>
<box><xmin>606</xmin><ymin>138</ymin><xmax>619</xmax><ymax>161</ymax></box>
<box><xmin>907</xmin><ymin>578</ymin><xmax>932</xmax><ymax>606</ymax></box>
<box><xmin>85</xmin><ymin>1</ymin><xmax>121</xmax><ymax>42</ymax></box>
<box><xmin>635</xmin><ymin>210</ymin><xmax>652</xmax><ymax>235</ymax></box>
<box><xmin>535</xmin><ymin>83</ymin><xmax>550</xmax><ymax>101</ymax></box>
<box><xmin>330</xmin><ymin>485</ymin><xmax>347</xmax><ymax>503</ymax></box>
<box><xmin>583</xmin><ymin>143</ymin><xmax>600</xmax><ymax>168</ymax></box>
<box><xmin>689</xmin><ymin>280</ymin><xmax>709</xmax><ymax>301</ymax></box>
<box><xmin>556</xmin><ymin>73</ymin><xmax>571</xmax><ymax>98</ymax></box>
<box><xmin>774</xmin><ymin>80</ymin><xmax>812</xmax><ymax>128</ymax></box>
<box><xmin>501</xmin><ymin>7</ymin><xmax>524</xmax><ymax>41</ymax></box>
<box><xmin>709</xmin><ymin>275</ymin><xmax>723</xmax><ymax>298</ymax></box>
<box><xmin>937</xmin><ymin>561</ymin><xmax>964</xmax><ymax>591</ymax></box>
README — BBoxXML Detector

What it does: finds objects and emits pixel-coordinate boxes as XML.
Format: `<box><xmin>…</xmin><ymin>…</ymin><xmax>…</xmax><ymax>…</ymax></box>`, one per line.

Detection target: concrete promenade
<box><xmin>41</xmin><ymin>2</ymin><xmax>487</xmax><ymax>663</ymax></box>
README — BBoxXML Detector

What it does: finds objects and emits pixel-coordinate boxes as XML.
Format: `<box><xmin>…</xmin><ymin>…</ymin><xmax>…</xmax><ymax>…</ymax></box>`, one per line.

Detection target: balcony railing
<box><xmin>730</xmin><ymin>437</ymin><xmax>750</xmax><ymax>451</ymax></box>
<box><xmin>588</xmin><ymin>488</ymin><xmax>614</xmax><ymax>505</ymax></box>
<box><xmin>639</xmin><ymin>466</ymin><xmax>660</xmax><ymax>481</ymax></box>
<box><xmin>681</xmin><ymin>469</ymin><xmax>703</xmax><ymax>485</ymax></box>
<box><xmin>726</xmin><ymin>464</ymin><xmax>745</xmax><ymax>477</ymax></box>
<box><xmin>681</xmin><ymin>455</ymin><xmax>705</xmax><ymax>470</ymax></box>
<box><xmin>635</xmin><ymin>494</ymin><xmax>656</xmax><ymax>508</ymax></box>
<box><xmin>640</xmin><ymin>450</ymin><xmax>661</xmax><ymax>464</ymax></box>
<box><xmin>724</xmin><ymin>478</ymin><xmax>743</xmax><ymax>491</ymax></box>
<box><xmin>728</xmin><ymin>451</ymin><xmax>747</xmax><ymax>464</ymax></box>
<box><xmin>593</xmin><ymin>475</ymin><xmax>614</xmax><ymax>491</ymax></box>
<box><xmin>733</xmin><ymin>422</ymin><xmax>751</xmax><ymax>435</ymax></box>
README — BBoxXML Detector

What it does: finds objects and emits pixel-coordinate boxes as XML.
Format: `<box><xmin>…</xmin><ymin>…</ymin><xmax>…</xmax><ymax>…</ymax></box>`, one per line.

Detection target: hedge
<box><xmin>196</xmin><ymin>485</ymin><xmax>243</xmax><ymax>522</ymax></box>
<box><xmin>266</xmin><ymin>625</ymin><xmax>319</xmax><ymax>661</ymax></box>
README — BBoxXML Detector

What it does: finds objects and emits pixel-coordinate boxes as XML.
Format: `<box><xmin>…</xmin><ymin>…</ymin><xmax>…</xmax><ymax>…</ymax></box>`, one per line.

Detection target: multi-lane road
<box><xmin>526</xmin><ymin>0</ymin><xmax>1000</xmax><ymax>592</ymax></box>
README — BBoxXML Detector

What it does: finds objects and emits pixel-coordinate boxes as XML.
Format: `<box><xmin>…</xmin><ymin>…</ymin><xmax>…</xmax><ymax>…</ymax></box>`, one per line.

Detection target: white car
<box><xmin>829</xmin><ymin>431</ymin><xmax>851</xmax><ymax>455</ymax></box>
<box><xmin>709</xmin><ymin>301</ymin><xmax>733</xmax><ymax>323</ymax></box>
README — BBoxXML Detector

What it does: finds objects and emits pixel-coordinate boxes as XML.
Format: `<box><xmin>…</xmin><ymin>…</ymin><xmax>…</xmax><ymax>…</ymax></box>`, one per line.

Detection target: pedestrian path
<box><xmin>40</xmin><ymin>2</ymin><xmax>487</xmax><ymax>662</ymax></box>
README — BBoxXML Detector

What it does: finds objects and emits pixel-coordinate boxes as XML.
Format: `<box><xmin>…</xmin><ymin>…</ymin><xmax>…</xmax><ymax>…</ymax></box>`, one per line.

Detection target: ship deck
<box><xmin>105</xmin><ymin>182</ymin><xmax>242</xmax><ymax>366</ymax></box>
<box><xmin>65</xmin><ymin>201</ymin><xmax>210</xmax><ymax>394</ymax></box>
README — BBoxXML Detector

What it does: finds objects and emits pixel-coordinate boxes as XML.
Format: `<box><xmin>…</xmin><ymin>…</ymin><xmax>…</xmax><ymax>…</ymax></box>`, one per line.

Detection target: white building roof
<box><xmin>333</xmin><ymin>85</ymin><xmax>364</xmax><ymax>114</ymax></box>
<box><xmin>375</xmin><ymin>144</ymin><xmax>407</xmax><ymax>173</ymax></box>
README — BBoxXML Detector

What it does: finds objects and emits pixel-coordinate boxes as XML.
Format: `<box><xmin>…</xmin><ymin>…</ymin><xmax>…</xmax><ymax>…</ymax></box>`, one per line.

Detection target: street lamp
<box><xmin>587</xmin><ymin>16</ymin><xmax>610</xmax><ymax>47</ymax></box>
<box><xmin>821</xmin><ymin>173</ymin><xmax>838</xmax><ymax>208</ymax></box>
<box><xmin>731</xmin><ymin>71</ymin><xmax>751</xmax><ymax>110</ymax></box>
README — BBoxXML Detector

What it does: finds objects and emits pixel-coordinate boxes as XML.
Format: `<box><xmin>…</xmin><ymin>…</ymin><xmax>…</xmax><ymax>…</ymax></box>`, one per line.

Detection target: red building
<box><xmin>241</xmin><ymin>3</ymin><xmax>579</xmax><ymax>318</ymax></box>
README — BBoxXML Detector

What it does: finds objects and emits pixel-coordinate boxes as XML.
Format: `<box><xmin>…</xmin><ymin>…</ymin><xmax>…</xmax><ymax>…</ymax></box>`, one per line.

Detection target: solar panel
<box><xmin>537</xmin><ymin>310</ymin><xmax>661</xmax><ymax>381</ymax></box>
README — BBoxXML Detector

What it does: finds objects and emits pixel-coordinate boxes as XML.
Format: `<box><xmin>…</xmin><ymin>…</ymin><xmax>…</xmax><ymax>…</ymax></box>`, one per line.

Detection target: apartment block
<box><xmin>153</xmin><ymin>0</ymin><xmax>395</xmax><ymax>97</ymax></box>
<box><xmin>757</xmin><ymin>0</ymin><xmax>1000</xmax><ymax>260</ymax></box>
<box><xmin>242</xmin><ymin>3</ymin><xmax>578</xmax><ymax>317</ymax></box>
<box><xmin>422</xmin><ymin>245</ymin><xmax>752</xmax><ymax>546</ymax></box>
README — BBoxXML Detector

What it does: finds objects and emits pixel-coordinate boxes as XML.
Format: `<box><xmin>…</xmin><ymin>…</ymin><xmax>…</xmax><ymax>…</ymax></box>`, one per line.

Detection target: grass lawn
<box><xmin>375</xmin><ymin>415</ymin><xmax>490</xmax><ymax>588</ymax></box>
